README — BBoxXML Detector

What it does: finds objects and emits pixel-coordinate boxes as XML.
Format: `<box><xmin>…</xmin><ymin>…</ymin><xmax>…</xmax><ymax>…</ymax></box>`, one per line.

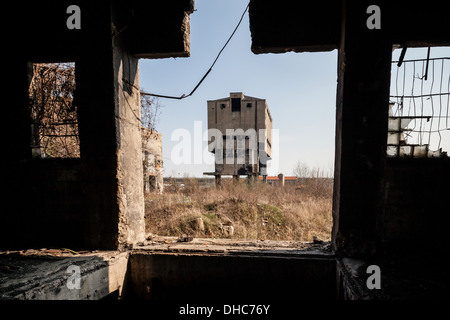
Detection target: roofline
<box><xmin>207</xmin><ymin>93</ymin><xmax>267</xmax><ymax>102</ymax></box>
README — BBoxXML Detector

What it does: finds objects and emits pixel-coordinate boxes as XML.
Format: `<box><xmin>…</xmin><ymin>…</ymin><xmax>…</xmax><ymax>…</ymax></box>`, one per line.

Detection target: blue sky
<box><xmin>139</xmin><ymin>0</ymin><xmax>450</xmax><ymax>178</ymax></box>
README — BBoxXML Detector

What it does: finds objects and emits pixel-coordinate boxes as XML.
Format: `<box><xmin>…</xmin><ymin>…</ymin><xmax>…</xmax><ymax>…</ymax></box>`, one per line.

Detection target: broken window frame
<box><xmin>388</xmin><ymin>48</ymin><xmax>450</xmax><ymax>158</ymax></box>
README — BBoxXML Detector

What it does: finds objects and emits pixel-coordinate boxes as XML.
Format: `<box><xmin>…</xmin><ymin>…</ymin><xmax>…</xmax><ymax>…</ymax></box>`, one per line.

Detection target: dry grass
<box><xmin>144</xmin><ymin>178</ymin><xmax>333</xmax><ymax>242</ymax></box>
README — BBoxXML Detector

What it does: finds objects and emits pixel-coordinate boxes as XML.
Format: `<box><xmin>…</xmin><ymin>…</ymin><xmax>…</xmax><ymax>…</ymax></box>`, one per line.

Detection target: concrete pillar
<box><xmin>332</xmin><ymin>0</ymin><xmax>390</xmax><ymax>258</ymax></box>
<box><xmin>6</xmin><ymin>61</ymin><xmax>33</xmax><ymax>163</ymax></box>
<box><xmin>2</xmin><ymin>59</ymin><xmax>33</xmax><ymax>249</ymax></box>
<box><xmin>247</xmin><ymin>174</ymin><xmax>257</xmax><ymax>184</ymax></box>
<box><xmin>278</xmin><ymin>173</ymin><xmax>285</xmax><ymax>187</ymax></box>
<box><xmin>76</xmin><ymin>1</ymin><xmax>144</xmax><ymax>249</ymax></box>
<box><xmin>215</xmin><ymin>175</ymin><xmax>222</xmax><ymax>187</ymax></box>
<box><xmin>111</xmin><ymin>1</ymin><xmax>145</xmax><ymax>247</ymax></box>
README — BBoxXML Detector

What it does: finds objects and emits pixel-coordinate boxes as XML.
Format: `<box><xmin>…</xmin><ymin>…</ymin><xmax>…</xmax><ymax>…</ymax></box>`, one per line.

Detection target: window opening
<box><xmin>388</xmin><ymin>47</ymin><xmax>450</xmax><ymax>158</ymax></box>
<box><xmin>28</xmin><ymin>62</ymin><xmax>80</xmax><ymax>158</ymax></box>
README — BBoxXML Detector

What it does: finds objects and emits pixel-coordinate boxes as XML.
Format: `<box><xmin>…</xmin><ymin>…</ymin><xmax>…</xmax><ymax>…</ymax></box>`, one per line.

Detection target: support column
<box><xmin>76</xmin><ymin>1</ymin><xmax>144</xmax><ymax>249</ymax></box>
<box><xmin>247</xmin><ymin>174</ymin><xmax>257</xmax><ymax>184</ymax></box>
<box><xmin>278</xmin><ymin>173</ymin><xmax>285</xmax><ymax>187</ymax></box>
<box><xmin>215</xmin><ymin>175</ymin><xmax>222</xmax><ymax>187</ymax></box>
<box><xmin>2</xmin><ymin>59</ymin><xmax>34</xmax><ymax>249</ymax></box>
<box><xmin>332</xmin><ymin>0</ymin><xmax>391</xmax><ymax>258</ymax></box>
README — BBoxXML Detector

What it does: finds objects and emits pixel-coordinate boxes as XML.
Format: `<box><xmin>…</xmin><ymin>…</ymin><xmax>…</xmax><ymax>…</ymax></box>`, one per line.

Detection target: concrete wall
<box><xmin>74</xmin><ymin>0</ymin><xmax>146</xmax><ymax>249</ymax></box>
<box><xmin>112</xmin><ymin>16</ymin><xmax>146</xmax><ymax>247</ymax></box>
<box><xmin>0</xmin><ymin>251</ymin><xmax>129</xmax><ymax>300</ymax></box>
<box><xmin>381</xmin><ymin>158</ymin><xmax>450</xmax><ymax>254</ymax></box>
<box><xmin>4</xmin><ymin>159</ymin><xmax>85</xmax><ymax>249</ymax></box>
<box><xmin>3</xmin><ymin>0</ymin><xmax>194</xmax><ymax>251</ymax></box>
<box><xmin>123</xmin><ymin>252</ymin><xmax>336</xmax><ymax>300</ymax></box>
<box><xmin>331</xmin><ymin>0</ymin><xmax>391</xmax><ymax>258</ymax></box>
<box><xmin>249</xmin><ymin>0</ymin><xmax>450</xmax><ymax>260</ymax></box>
<box><xmin>1</xmin><ymin>250</ymin><xmax>337</xmax><ymax>301</ymax></box>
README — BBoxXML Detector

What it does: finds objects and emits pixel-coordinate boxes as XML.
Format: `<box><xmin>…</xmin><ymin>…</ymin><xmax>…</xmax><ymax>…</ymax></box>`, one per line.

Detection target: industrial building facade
<box><xmin>206</xmin><ymin>92</ymin><xmax>272</xmax><ymax>182</ymax></box>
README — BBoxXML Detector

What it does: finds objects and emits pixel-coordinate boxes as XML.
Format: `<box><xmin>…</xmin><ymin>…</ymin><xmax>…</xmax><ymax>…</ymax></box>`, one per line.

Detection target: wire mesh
<box><xmin>388</xmin><ymin>54</ymin><xmax>450</xmax><ymax>158</ymax></box>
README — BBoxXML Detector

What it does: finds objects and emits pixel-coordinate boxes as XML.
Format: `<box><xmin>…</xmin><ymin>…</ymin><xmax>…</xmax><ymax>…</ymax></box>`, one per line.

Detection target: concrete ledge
<box><xmin>336</xmin><ymin>255</ymin><xmax>450</xmax><ymax>300</ymax></box>
<box><xmin>1</xmin><ymin>239</ymin><xmax>335</xmax><ymax>300</ymax></box>
<box><xmin>0</xmin><ymin>251</ymin><xmax>128</xmax><ymax>300</ymax></box>
<box><xmin>134</xmin><ymin>236</ymin><xmax>333</xmax><ymax>257</ymax></box>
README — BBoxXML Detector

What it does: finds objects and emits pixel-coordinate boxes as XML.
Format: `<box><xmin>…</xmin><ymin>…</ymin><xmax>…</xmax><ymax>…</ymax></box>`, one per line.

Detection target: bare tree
<box><xmin>293</xmin><ymin>161</ymin><xmax>333</xmax><ymax>179</ymax></box>
<box><xmin>140</xmin><ymin>89</ymin><xmax>162</xmax><ymax>131</ymax></box>
<box><xmin>293</xmin><ymin>160</ymin><xmax>334</xmax><ymax>197</ymax></box>
<box><xmin>293</xmin><ymin>161</ymin><xmax>312</xmax><ymax>179</ymax></box>
<box><xmin>28</xmin><ymin>63</ymin><xmax>79</xmax><ymax>158</ymax></box>
<box><xmin>29</xmin><ymin>66</ymin><xmax>163</xmax><ymax>159</ymax></box>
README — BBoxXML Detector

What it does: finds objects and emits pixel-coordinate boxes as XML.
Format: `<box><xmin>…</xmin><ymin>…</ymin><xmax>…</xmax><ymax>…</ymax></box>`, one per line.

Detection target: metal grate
<box><xmin>388</xmin><ymin>55</ymin><xmax>450</xmax><ymax>158</ymax></box>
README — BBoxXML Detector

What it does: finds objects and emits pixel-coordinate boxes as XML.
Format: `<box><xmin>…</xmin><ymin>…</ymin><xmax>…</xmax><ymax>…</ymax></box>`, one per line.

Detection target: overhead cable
<box><xmin>141</xmin><ymin>3</ymin><xmax>250</xmax><ymax>100</ymax></box>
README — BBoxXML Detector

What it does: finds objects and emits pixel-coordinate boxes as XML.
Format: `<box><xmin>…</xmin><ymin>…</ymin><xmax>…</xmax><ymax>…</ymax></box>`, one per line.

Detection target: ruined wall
<box><xmin>6</xmin><ymin>159</ymin><xmax>84</xmax><ymax>249</ymax></box>
<box><xmin>248</xmin><ymin>0</ymin><xmax>450</xmax><ymax>261</ymax></box>
<box><xmin>2</xmin><ymin>63</ymin><xmax>86</xmax><ymax>250</ymax></box>
<box><xmin>112</xmin><ymin>2</ymin><xmax>146</xmax><ymax>247</ymax></box>
<box><xmin>3</xmin><ymin>0</ymin><xmax>194</xmax><ymax>250</ymax></box>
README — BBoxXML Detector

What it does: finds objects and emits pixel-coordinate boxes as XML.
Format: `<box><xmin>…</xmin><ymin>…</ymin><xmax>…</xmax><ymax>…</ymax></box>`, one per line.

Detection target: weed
<box><xmin>144</xmin><ymin>178</ymin><xmax>333</xmax><ymax>242</ymax></box>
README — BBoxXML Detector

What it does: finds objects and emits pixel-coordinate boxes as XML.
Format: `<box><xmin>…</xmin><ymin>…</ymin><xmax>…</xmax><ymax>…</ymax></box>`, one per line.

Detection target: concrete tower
<box><xmin>205</xmin><ymin>92</ymin><xmax>273</xmax><ymax>184</ymax></box>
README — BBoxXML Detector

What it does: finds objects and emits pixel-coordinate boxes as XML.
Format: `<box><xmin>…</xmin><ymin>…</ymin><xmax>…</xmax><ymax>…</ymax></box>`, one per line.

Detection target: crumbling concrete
<box><xmin>3</xmin><ymin>0</ymin><xmax>195</xmax><ymax>251</ymax></box>
<box><xmin>3</xmin><ymin>0</ymin><xmax>450</xmax><ymax>301</ymax></box>
<box><xmin>0</xmin><ymin>240</ymin><xmax>333</xmax><ymax>300</ymax></box>
<box><xmin>1</xmin><ymin>237</ymin><xmax>448</xmax><ymax>300</ymax></box>
<box><xmin>249</xmin><ymin>0</ymin><xmax>450</xmax><ymax>258</ymax></box>
<box><xmin>248</xmin><ymin>0</ymin><xmax>450</xmax><ymax>300</ymax></box>
<box><xmin>0</xmin><ymin>250</ymin><xmax>128</xmax><ymax>300</ymax></box>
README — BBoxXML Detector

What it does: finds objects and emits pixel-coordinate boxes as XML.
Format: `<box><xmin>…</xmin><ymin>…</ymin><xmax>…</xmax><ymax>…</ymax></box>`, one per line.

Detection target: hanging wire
<box><xmin>419</xmin><ymin>59</ymin><xmax>425</xmax><ymax>145</ymax></box>
<box><xmin>427</xmin><ymin>59</ymin><xmax>434</xmax><ymax>146</ymax></box>
<box><xmin>447</xmin><ymin>60</ymin><xmax>450</xmax><ymax>129</ymax></box>
<box><xmin>141</xmin><ymin>3</ymin><xmax>250</xmax><ymax>100</ymax></box>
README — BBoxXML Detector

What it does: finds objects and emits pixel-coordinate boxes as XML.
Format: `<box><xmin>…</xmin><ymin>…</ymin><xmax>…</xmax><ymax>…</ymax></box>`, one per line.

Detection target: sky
<box><xmin>139</xmin><ymin>0</ymin><xmax>450</xmax><ymax>178</ymax></box>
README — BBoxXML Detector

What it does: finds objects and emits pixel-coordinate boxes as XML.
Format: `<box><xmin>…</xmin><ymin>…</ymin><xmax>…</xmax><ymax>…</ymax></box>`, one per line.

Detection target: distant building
<box><xmin>205</xmin><ymin>92</ymin><xmax>273</xmax><ymax>184</ymax></box>
<box><xmin>142</xmin><ymin>128</ymin><xmax>163</xmax><ymax>193</ymax></box>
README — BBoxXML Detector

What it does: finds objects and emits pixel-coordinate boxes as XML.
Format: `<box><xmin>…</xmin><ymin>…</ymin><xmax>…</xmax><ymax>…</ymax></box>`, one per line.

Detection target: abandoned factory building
<box><xmin>2</xmin><ymin>0</ymin><xmax>450</xmax><ymax>301</ymax></box>
<box><xmin>142</xmin><ymin>128</ymin><xmax>164</xmax><ymax>194</ymax></box>
<box><xmin>205</xmin><ymin>92</ymin><xmax>273</xmax><ymax>184</ymax></box>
